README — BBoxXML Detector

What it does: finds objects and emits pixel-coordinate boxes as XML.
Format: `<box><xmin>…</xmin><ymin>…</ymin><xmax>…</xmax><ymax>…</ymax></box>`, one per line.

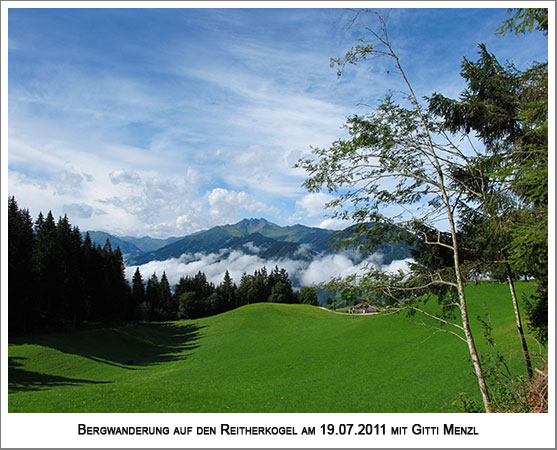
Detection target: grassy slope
<box><xmin>8</xmin><ymin>281</ymin><xmax>543</xmax><ymax>413</ymax></box>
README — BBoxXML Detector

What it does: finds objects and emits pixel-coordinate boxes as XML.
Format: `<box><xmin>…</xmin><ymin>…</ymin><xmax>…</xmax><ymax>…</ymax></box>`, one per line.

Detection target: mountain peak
<box><xmin>111</xmin><ymin>217</ymin><xmax>410</xmax><ymax>267</ymax></box>
<box><xmin>236</xmin><ymin>217</ymin><xmax>273</xmax><ymax>234</ymax></box>
<box><xmin>239</xmin><ymin>217</ymin><xmax>270</xmax><ymax>225</ymax></box>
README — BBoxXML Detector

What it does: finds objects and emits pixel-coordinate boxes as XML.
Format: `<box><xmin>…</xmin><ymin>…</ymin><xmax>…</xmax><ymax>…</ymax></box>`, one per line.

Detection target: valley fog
<box><xmin>125</xmin><ymin>247</ymin><xmax>414</xmax><ymax>288</ymax></box>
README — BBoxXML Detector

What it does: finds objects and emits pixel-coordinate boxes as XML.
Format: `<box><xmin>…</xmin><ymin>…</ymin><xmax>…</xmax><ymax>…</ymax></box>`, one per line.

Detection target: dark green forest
<box><xmin>8</xmin><ymin>197</ymin><xmax>131</xmax><ymax>335</ymax></box>
<box><xmin>8</xmin><ymin>197</ymin><xmax>318</xmax><ymax>335</ymax></box>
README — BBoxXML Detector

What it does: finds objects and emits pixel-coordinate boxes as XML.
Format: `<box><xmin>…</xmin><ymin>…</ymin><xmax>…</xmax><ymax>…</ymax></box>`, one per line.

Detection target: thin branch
<box><xmin>375</xmin><ymin>285</ymin><xmax>465</xmax><ymax>331</ymax></box>
<box><xmin>416</xmin><ymin>322</ymin><xmax>467</xmax><ymax>343</ymax></box>
<box><xmin>413</xmin><ymin>228</ymin><xmax>455</xmax><ymax>251</ymax></box>
<box><xmin>406</xmin><ymin>304</ymin><xmax>465</xmax><ymax>331</ymax></box>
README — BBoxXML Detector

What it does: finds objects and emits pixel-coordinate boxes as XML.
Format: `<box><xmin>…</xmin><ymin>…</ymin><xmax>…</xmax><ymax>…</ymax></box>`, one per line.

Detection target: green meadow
<box><xmin>8</xmin><ymin>281</ymin><xmax>544</xmax><ymax>413</ymax></box>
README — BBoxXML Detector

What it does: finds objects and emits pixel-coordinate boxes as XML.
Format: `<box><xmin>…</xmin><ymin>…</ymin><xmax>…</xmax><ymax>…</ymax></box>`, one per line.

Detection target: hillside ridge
<box><xmin>86</xmin><ymin>218</ymin><xmax>410</xmax><ymax>266</ymax></box>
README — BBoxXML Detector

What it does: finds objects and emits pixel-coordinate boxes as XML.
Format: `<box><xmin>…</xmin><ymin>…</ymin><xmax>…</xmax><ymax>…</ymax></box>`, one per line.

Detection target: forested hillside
<box><xmin>8</xmin><ymin>197</ymin><xmax>131</xmax><ymax>335</ymax></box>
<box><xmin>8</xmin><ymin>198</ymin><xmax>319</xmax><ymax>334</ymax></box>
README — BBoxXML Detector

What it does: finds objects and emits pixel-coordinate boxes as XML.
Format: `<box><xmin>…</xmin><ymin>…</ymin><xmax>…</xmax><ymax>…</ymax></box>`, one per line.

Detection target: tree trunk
<box><xmin>506</xmin><ymin>263</ymin><xmax>533</xmax><ymax>378</ymax></box>
<box><xmin>445</xmin><ymin>196</ymin><xmax>492</xmax><ymax>412</ymax></box>
<box><xmin>457</xmin><ymin>286</ymin><xmax>492</xmax><ymax>412</ymax></box>
<box><xmin>393</xmin><ymin>39</ymin><xmax>492</xmax><ymax>413</ymax></box>
<box><xmin>452</xmin><ymin>252</ymin><xmax>492</xmax><ymax>412</ymax></box>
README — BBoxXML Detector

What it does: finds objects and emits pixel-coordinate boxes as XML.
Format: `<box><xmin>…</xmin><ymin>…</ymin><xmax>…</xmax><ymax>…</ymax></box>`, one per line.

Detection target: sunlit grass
<box><xmin>8</xmin><ymin>281</ymin><xmax>542</xmax><ymax>412</ymax></box>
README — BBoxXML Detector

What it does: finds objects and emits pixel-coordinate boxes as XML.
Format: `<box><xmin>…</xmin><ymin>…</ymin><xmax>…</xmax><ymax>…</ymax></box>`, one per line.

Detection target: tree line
<box><xmin>8</xmin><ymin>196</ymin><xmax>319</xmax><ymax>335</ymax></box>
<box><xmin>8</xmin><ymin>196</ymin><xmax>131</xmax><ymax>335</ymax></box>
<box><xmin>131</xmin><ymin>265</ymin><xmax>319</xmax><ymax>322</ymax></box>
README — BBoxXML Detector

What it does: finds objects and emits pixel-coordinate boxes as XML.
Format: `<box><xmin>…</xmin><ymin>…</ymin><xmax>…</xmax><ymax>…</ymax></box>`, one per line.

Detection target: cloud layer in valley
<box><xmin>125</xmin><ymin>246</ymin><xmax>413</xmax><ymax>289</ymax></box>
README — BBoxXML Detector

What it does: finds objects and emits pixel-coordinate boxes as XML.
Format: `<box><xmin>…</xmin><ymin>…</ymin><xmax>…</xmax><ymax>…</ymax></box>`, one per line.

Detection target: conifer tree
<box><xmin>32</xmin><ymin>211</ymin><xmax>58</xmax><ymax>330</ymax></box>
<box><xmin>428</xmin><ymin>9</ymin><xmax>548</xmax><ymax>355</ymax></box>
<box><xmin>268</xmin><ymin>281</ymin><xmax>293</xmax><ymax>303</ymax></box>
<box><xmin>177</xmin><ymin>291</ymin><xmax>198</xmax><ymax>319</ymax></box>
<box><xmin>250</xmin><ymin>268</ymin><xmax>267</xmax><ymax>303</ymax></box>
<box><xmin>8</xmin><ymin>199</ymin><xmax>138</xmax><ymax>332</ymax></box>
<box><xmin>238</xmin><ymin>273</ymin><xmax>253</xmax><ymax>306</ymax></box>
<box><xmin>79</xmin><ymin>232</ymin><xmax>97</xmax><ymax>321</ymax></box>
<box><xmin>158</xmin><ymin>272</ymin><xmax>176</xmax><ymax>320</ymax></box>
<box><xmin>34</xmin><ymin>211</ymin><xmax>44</xmax><ymax>234</ymax></box>
<box><xmin>146</xmin><ymin>273</ymin><xmax>161</xmax><ymax>321</ymax></box>
<box><xmin>54</xmin><ymin>215</ymin><xmax>82</xmax><ymax>328</ymax></box>
<box><xmin>8</xmin><ymin>197</ymin><xmax>35</xmax><ymax>334</ymax></box>
<box><xmin>174</xmin><ymin>274</ymin><xmax>192</xmax><ymax>301</ymax></box>
<box><xmin>216</xmin><ymin>270</ymin><xmax>238</xmax><ymax>312</ymax></box>
<box><xmin>131</xmin><ymin>267</ymin><xmax>146</xmax><ymax>319</ymax></box>
<box><xmin>81</xmin><ymin>234</ymin><xmax>105</xmax><ymax>322</ymax></box>
<box><xmin>99</xmin><ymin>242</ymin><xmax>131</xmax><ymax>322</ymax></box>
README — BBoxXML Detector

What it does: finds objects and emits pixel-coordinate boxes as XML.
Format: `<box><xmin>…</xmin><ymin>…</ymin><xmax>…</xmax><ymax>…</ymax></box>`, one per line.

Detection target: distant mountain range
<box><xmin>85</xmin><ymin>218</ymin><xmax>410</xmax><ymax>266</ymax></box>
<box><xmin>83</xmin><ymin>231</ymin><xmax>182</xmax><ymax>261</ymax></box>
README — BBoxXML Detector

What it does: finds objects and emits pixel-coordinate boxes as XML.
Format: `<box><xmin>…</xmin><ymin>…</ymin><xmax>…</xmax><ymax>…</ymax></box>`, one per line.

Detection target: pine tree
<box><xmin>238</xmin><ymin>273</ymin><xmax>253</xmax><ymax>306</ymax></box>
<box><xmin>158</xmin><ymin>272</ymin><xmax>176</xmax><ymax>320</ymax></box>
<box><xmin>216</xmin><ymin>270</ymin><xmax>237</xmax><ymax>312</ymax></box>
<box><xmin>99</xmin><ymin>243</ymin><xmax>131</xmax><ymax>322</ymax></box>
<box><xmin>131</xmin><ymin>267</ymin><xmax>146</xmax><ymax>320</ymax></box>
<box><xmin>268</xmin><ymin>281</ymin><xmax>293</xmax><ymax>303</ymax></box>
<box><xmin>81</xmin><ymin>234</ymin><xmax>104</xmax><ymax>322</ymax></box>
<box><xmin>268</xmin><ymin>267</ymin><xmax>295</xmax><ymax>303</ymax></box>
<box><xmin>174</xmin><ymin>275</ymin><xmax>193</xmax><ymax>301</ymax></box>
<box><xmin>146</xmin><ymin>273</ymin><xmax>161</xmax><ymax>321</ymax></box>
<box><xmin>32</xmin><ymin>211</ymin><xmax>58</xmax><ymax>330</ymax></box>
<box><xmin>8</xmin><ymin>200</ymin><xmax>139</xmax><ymax>332</ymax></box>
<box><xmin>55</xmin><ymin>215</ymin><xmax>83</xmax><ymax>329</ymax></box>
<box><xmin>177</xmin><ymin>291</ymin><xmax>198</xmax><ymax>319</ymax></box>
<box><xmin>34</xmin><ymin>211</ymin><xmax>44</xmax><ymax>234</ymax></box>
<box><xmin>250</xmin><ymin>268</ymin><xmax>267</xmax><ymax>303</ymax></box>
<box><xmin>428</xmin><ymin>21</ymin><xmax>548</xmax><ymax>344</ymax></box>
<box><xmin>8</xmin><ymin>197</ymin><xmax>35</xmax><ymax>335</ymax></box>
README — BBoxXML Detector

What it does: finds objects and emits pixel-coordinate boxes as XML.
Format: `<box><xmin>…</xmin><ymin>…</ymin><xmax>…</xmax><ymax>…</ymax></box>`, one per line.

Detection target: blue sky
<box><xmin>6</xmin><ymin>6</ymin><xmax>549</xmax><ymax>237</ymax></box>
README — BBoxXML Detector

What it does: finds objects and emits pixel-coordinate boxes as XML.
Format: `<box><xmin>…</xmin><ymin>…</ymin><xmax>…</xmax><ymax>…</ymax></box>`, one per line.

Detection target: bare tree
<box><xmin>297</xmin><ymin>10</ymin><xmax>495</xmax><ymax>411</ymax></box>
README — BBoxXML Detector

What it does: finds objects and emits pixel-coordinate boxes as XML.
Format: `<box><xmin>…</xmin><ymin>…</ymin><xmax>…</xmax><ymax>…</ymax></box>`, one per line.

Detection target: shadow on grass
<box><xmin>9</xmin><ymin>322</ymin><xmax>204</xmax><ymax>372</ymax></box>
<box><xmin>8</xmin><ymin>357</ymin><xmax>111</xmax><ymax>393</ymax></box>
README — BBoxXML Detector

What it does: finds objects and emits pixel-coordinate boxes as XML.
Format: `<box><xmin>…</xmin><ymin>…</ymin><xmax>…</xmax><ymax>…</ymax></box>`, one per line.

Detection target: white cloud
<box><xmin>207</xmin><ymin>188</ymin><xmax>277</xmax><ymax>220</ymax></box>
<box><xmin>127</xmin><ymin>250</ymin><xmax>271</xmax><ymax>287</ymax></box>
<box><xmin>99</xmin><ymin>173</ymin><xmax>203</xmax><ymax>235</ymax></box>
<box><xmin>293</xmin><ymin>244</ymin><xmax>313</xmax><ymax>259</ymax></box>
<box><xmin>287</xmin><ymin>193</ymin><xmax>351</xmax><ymax>229</ymax></box>
<box><xmin>296</xmin><ymin>192</ymin><xmax>337</xmax><ymax>217</ymax></box>
<box><xmin>54</xmin><ymin>169</ymin><xmax>84</xmax><ymax>195</ymax></box>
<box><xmin>298</xmin><ymin>252</ymin><xmax>383</xmax><ymax>287</ymax></box>
<box><xmin>219</xmin><ymin>145</ymin><xmax>309</xmax><ymax>199</ymax></box>
<box><xmin>109</xmin><ymin>169</ymin><xmax>141</xmax><ymax>185</ymax></box>
<box><xmin>381</xmin><ymin>258</ymin><xmax>413</xmax><ymax>274</ymax></box>
<box><xmin>62</xmin><ymin>203</ymin><xmax>94</xmax><ymax>219</ymax></box>
<box><xmin>318</xmin><ymin>218</ymin><xmax>351</xmax><ymax>230</ymax></box>
<box><xmin>242</xmin><ymin>242</ymin><xmax>261</xmax><ymax>254</ymax></box>
<box><xmin>126</xmin><ymin>247</ymin><xmax>413</xmax><ymax>291</ymax></box>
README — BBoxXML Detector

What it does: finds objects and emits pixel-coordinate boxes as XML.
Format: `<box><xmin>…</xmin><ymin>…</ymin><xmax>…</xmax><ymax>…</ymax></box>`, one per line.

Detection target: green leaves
<box><xmin>496</xmin><ymin>8</ymin><xmax>548</xmax><ymax>37</ymax></box>
<box><xmin>296</xmin><ymin>92</ymin><xmax>447</xmax><ymax>234</ymax></box>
